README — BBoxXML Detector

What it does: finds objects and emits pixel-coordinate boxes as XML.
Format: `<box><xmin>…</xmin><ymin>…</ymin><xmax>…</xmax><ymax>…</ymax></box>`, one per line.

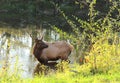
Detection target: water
<box><xmin>0</xmin><ymin>27</ymin><xmax>44</xmax><ymax>78</ymax></box>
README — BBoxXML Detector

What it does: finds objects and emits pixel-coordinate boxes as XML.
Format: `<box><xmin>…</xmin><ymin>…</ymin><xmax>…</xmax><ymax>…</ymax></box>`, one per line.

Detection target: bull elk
<box><xmin>33</xmin><ymin>36</ymin><xmax>74</xmax><ymax>65</ymax></box>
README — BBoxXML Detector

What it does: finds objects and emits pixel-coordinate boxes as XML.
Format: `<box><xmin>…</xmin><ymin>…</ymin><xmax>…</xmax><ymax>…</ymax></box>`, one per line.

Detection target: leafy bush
<box><xmin>52</xmin><ymin>0</ymin><xmax>120</xmax><ymax>63</ymax></box>
<box><xmin>85</xmin><ymin>33</ymin><xmax>120</xmax><ymax>74</ymax></box>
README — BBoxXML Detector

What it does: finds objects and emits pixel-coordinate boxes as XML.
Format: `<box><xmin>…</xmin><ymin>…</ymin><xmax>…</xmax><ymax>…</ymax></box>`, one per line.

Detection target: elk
<box><xmin>33</xmin><ymin>36</ymin><xmax>74</xmax><ymax>65</ymax></box>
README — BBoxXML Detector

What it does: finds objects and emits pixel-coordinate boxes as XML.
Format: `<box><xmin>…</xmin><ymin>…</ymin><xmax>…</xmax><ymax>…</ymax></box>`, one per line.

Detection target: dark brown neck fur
<box><xmin>33</xmin><ymin>44</ymin><xmax>43</xmax><ymax>59</ymax></box>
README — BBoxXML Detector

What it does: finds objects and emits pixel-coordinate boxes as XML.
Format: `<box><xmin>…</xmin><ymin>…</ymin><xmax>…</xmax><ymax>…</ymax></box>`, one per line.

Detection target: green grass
<box><xmin>1</xmin><ymin>60</ymin><xmax>120</xmax><ymax>83</ymax></box>
<box><xmin>0</xmin><ymin>68</ymin><xmax>120</xmax><ymax>83</ymax></box>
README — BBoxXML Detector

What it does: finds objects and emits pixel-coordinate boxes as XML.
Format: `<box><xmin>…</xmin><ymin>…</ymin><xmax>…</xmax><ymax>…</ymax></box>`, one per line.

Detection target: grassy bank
<box><xmin>0</xmin><ymin>65</ymin><xmax>120</xmax><ymax>83</ymax></box>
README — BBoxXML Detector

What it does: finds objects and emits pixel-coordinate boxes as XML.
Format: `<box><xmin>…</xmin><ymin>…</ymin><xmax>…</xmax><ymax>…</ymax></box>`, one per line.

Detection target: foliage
<box><xmin>52</xmin><ymin>0</ymin><xmax>119</xmax><ymax>58</ymax></box>
<box><xmin>0</xmin><ymin>0</ymin><xmax>119</xmax><ymax>30</ymax></box>
<box><xmin>34</xmin><ymin>63</ymin><xmax>49</xmax><ymax>76</ymax></box>
<box><xmin>85</xmin><ymin>33</ymin><xmax>120</xmax><ymax>74</ymax></box>
<box><xmin>56</xmin><ymin>61</ymin><xmax>70</xmax><ymax>72</ymax></box>
<box><xmin>51</xmin><ymin>1</ymin><xmax>120</xmax><ymax>76</ymax></box>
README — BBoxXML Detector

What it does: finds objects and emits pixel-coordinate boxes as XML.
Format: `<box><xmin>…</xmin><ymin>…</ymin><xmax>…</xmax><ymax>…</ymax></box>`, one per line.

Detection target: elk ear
<box><xmin>35</xmin><ymin>38</ymin><xmax>38</xmax><ymax>42</ymax></box>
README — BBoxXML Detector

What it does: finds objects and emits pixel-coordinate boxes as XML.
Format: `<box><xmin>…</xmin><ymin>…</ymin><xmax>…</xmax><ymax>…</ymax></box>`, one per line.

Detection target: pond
<box><xmin>0</xmin><ymin>26</ymin><xmax>76</xmax><ymax>78</ymax></box>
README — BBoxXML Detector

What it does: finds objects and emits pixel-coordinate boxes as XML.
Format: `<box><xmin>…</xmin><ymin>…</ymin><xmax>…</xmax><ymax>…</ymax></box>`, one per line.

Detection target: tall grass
<box><xmin>0</xmin><ymin>62</ymin><xmax>120</xmax><ymax>83</ymax></box>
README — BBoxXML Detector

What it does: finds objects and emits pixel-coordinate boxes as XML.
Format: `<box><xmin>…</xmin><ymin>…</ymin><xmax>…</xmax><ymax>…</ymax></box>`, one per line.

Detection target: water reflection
<box><xmin>0</xmin><ymin>28</ymin><xmax>37</xmax><ymax>78</ymax></box>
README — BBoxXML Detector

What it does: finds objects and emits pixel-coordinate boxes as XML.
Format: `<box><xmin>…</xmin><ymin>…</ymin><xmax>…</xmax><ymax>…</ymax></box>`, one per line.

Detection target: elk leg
<box><xmin>38</xmin><ymin>58</ymin><xmax>48</xmax><ymax>65</ymax></box>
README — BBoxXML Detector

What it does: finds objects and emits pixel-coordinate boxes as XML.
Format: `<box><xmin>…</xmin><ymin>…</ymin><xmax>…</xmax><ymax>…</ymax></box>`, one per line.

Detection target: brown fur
<box><xmin>33</xmin><ymin>39</ymin><xmax>74</xmax><ymax>65</ymax></box>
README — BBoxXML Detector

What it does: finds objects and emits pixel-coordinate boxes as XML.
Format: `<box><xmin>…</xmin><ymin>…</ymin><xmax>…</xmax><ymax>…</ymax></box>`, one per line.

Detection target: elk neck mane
<box><xmin>33</xmin><ymin>44</ymin><xmax>43</xmax><ymax>59</ymax></box>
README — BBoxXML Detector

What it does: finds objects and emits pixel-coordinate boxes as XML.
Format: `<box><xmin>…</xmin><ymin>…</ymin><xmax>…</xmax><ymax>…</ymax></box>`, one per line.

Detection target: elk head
<box><xmin>34</xmin><ymin>37</ymin><xmax>48</xmax><ymax>50</ymax></box>
<box><xmin>30</xmin><ymin>32</ymin><xmax>48</xmax><ymax>50</ymax></box>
